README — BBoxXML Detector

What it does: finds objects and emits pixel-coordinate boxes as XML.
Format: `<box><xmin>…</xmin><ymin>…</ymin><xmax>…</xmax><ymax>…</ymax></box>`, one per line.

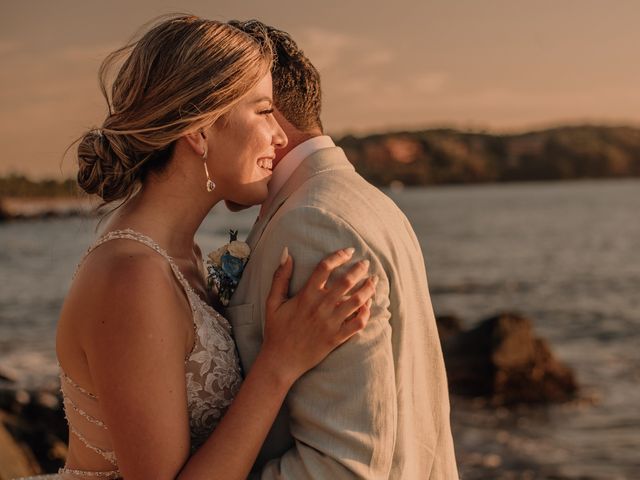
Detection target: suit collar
<box><xmin>246</xmin><ymin>146</ymin><xmax>354</xmax><ymax>250</ymax></box>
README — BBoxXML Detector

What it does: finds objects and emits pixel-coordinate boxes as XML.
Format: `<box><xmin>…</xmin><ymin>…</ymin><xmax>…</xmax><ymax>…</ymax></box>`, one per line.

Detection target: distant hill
<box><xmin>2</xmin><ymin>125</ymin><xmax>639</xmax><ymax>197</ymax></box>
<box><xmin>0</xmin><ymin>174</ymin><xmax>80</xmax><ymax>198</ymax></box>
<box><xmin>336</xmin><ymin>125</ymin><xmax>640</xmax><ymax>186</ymax></box>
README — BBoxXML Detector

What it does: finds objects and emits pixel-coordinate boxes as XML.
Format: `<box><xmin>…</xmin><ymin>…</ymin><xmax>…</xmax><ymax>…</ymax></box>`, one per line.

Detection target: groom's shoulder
<box><xmin>294</xmin><ymin>163</ymin><xmax>402</xmax><ymax>220</ymax></box>
<box><xmin>278</xmin><ymin>162</ymin><xmax>413</xmax><ymax>244</ymax></box>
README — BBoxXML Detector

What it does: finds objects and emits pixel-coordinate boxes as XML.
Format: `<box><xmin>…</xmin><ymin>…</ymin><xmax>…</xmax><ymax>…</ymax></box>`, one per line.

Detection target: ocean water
<box><xmin>1</xmin><ymin>179</ymin><xmax>639</xmax><ymax>478</ymax></box>
<box><xmin>387</xmin><ymin>179</ymin><xmax>640</xmax><ymax>479</ymax></box>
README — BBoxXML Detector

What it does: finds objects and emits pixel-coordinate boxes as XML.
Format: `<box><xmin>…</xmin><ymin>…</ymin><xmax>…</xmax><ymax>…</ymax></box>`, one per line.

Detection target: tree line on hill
<box><xmin>0</xmin><ymin>175</ymin><xmax>79</xmax><ymax>198</ymax></box>
<box><xmin>1</xmin><ymin>125</ymin><xmax>639</xmax><ymax>196</ymax></box>
<box><xmin>338</xmin><ymin>125</ymin><xmax>640</xmax><ymax>186</ymax></box>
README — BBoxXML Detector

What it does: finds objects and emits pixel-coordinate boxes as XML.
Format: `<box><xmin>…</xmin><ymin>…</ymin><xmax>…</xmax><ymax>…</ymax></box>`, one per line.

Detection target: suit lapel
<box><xmin>245</xmin><ymin>147</ymin><xmax>354</xmax><ymax>251</ymax></box>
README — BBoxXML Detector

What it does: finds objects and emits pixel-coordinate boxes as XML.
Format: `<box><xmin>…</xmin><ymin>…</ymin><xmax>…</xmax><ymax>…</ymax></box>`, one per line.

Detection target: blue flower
<box><xmin>220</xmin><ymin>252</ymin><xmax>245</xmax><ymax>282</ymax></box>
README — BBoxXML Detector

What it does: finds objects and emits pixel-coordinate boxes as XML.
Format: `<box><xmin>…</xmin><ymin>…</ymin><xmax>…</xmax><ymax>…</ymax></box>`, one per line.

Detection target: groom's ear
<box><xmin>183</xmin><ymin>129</ymin><xmax>208</xmax><ymax>158</ymax></box>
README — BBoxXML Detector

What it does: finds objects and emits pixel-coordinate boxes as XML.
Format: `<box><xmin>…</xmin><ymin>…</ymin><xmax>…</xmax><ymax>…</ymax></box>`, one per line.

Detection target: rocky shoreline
<box><xmin>0</xmin><ymin>312</ymin><xmax>580</xmax><ymax>479</ymax></box>
<box><xmin>0</xmin><ymin>381</ymin><xmax>66</xmax><ymax>478</ymax></box>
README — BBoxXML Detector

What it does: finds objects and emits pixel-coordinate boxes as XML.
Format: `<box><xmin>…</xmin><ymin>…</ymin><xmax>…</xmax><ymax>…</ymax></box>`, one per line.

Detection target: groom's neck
<box><xmin>273</xmin><ymin>109</ymin><xmax>322</xmax><ymax>168</ymax></box>
<box><xmin>274</xmin><ymin>131</ymin><xmax>320</xmax><ymax>168</ymax></box>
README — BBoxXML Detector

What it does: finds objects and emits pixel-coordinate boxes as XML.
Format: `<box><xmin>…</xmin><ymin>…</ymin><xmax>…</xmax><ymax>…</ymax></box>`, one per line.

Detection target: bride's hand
<box><xmin>261</xmin><ymin>247</ymin><xmax>376</xmax><ymax>384</ymax></box>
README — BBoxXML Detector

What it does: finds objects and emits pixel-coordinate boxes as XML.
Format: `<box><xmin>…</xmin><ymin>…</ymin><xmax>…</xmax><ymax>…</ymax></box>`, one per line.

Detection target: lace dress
<box><xmin>20</xmin><ymin>229</ymin><xmax>243</xmax><ymax>479</ymax></box>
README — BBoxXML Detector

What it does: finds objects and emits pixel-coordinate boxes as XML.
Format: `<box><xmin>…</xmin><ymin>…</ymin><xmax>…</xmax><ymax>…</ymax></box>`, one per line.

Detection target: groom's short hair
<box><xmin>229</xmin><ymin>19</ymin><xmax>323</xmax><ymax>133</ymax></box>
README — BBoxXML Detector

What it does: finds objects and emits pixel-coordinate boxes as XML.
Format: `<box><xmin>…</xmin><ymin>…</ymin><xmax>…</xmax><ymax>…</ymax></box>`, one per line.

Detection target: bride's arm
<box><xmin>180</xmin><ymin>248</ymin><xmax>374</xmax><ymax>480</ymax></box>
<box><xmin>84</xmin><ymin>248</ymin><xmax>374</xmax><ymax>480</ymax></box>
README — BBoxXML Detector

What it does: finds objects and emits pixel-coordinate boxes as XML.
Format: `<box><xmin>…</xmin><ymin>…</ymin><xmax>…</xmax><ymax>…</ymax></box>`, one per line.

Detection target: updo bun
<box><xmin>73</xmin><ymin>14</ymin><xmax>273</xmax><ymax>204</ymax></box>
<box><xmin>77</xmin><ymin>130</ymin><xmax>139</xmax><ymax>203</ymax></box>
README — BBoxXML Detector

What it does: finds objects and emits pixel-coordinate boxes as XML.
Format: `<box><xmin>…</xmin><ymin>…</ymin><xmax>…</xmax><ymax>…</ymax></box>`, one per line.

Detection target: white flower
<box><xmin>207</xmin><ymin>246</ymin><xmax>227</xmax><ymax>266</ymax></box>
<box><xmin>227</xmin><ymin>240</ymin><xmax>250</xmax><ymax>260</ymax></box>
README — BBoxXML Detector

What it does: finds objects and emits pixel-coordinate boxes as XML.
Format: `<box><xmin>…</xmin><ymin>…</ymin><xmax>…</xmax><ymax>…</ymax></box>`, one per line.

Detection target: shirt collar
<box><xmin>261</xmin><ymin>135</ymin><xmax>335</xmax><ymax>214</ymax></box>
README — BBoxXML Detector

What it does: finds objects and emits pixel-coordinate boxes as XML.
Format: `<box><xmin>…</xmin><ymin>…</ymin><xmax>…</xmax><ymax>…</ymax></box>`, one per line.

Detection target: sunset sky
<box><xmin>2</xmin><ymin>0</ymin><xmax>639</xmax><ymax>177</ymax></box>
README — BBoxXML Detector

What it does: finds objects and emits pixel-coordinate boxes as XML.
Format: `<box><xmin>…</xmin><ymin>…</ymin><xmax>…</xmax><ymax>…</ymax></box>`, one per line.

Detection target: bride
<box><xmin>26</xmin><ymin>15</ymin><xmax>375</xmax><ymax>480</ymax></box>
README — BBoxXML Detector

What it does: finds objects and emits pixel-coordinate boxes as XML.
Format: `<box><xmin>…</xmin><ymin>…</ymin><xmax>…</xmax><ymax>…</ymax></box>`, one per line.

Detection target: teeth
<box><xmin>258</xmin><ymin>158</ymin><xmax>273</xmax><ymax>170</ymax></box>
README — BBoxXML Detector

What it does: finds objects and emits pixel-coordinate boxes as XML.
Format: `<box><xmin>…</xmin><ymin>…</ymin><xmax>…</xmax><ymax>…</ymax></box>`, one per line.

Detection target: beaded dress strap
<box><xmin>61</xmin><ymin>370</ymin><xmax>98</xmax><ymax>399</ymax></box>
<box><xmin>60</xmin><ymin>371</ymin><xmax>107</xmax><ymax>429</ymax></box>
<box><xmin>68</xmin><ymin>424</ymin><xmax>118</xmax><ymax>466</ymax></box>
<box><xmin>59</xmin><ymin>370</ymin><xmax>116</xmax><ymax>470</ymax></box>
<box><xmin>63</xmin><ymin>393</ymin><xmax>107</xmax><ymax>429</ymax></box>
<box><xmin>75</xmin><ymin>229</ymin><xmax>197</xmax><ymax>305</ymax></box>
<box><xmin>58</xmin><ymin>466</ymin><xmax>121</xmax><ymax>478</ymax></box>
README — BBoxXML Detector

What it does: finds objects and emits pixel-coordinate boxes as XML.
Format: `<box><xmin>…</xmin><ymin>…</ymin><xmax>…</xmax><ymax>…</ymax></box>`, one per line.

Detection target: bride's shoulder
<box><xmin>66</xmin><ymin>241</ymin><xmax>183</xmax><ymax>321</ymax></box>
<box><xmin>57</xmin><ymin>242</ymin><xmax>194</xmax><ymax>408</ymax></box>
<box><xmin>77</xmin><ymin>240</ymin><xmax>172</xmax><ymax>287</ymax></box>
<box><xmin>61</xmin><ymin>242</ymin><xmax>191</xmax><ymax>353</ymax></box>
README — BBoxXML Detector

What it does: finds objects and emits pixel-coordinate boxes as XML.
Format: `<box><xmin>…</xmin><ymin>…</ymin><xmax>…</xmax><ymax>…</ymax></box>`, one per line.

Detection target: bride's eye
<box><xmin>259</xmin><ymin>108</ymin><xmax>274</xmax><ymax>116</ymax></box>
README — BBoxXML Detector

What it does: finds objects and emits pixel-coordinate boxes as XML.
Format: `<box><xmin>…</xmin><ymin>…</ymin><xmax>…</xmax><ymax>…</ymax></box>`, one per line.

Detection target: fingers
<box><xmin>333</xmin><ymin>275</ymin><xmax>378</xmax><ymax>320</ymax></box>
<box><xmin>266</xmin><ymin>247</ymin><xmax>294</xmax><ymax>314</ymax></box>
<box><xmin>305</xmin><ymin>247</ymin><xmax>356</xmax><ymax>290</ymax></box>
<box><xmin>337</xmin><ymin>298</ymin><xmax>372</xmax><ymax>343</ymax></box>
<box><xmin>324</xmin><ymin>259</ymin><xmax>372</xmax><ymax>304</ymax></box>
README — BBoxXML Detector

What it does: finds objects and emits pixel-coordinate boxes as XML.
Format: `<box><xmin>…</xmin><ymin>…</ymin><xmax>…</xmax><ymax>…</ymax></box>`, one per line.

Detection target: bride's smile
<box><xmin>203</xmin><ymin>72</ymin><xmax>287</xmax><ymax>207</ymax></box>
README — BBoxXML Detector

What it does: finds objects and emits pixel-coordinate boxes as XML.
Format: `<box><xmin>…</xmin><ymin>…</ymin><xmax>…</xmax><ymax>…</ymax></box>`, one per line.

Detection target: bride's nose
<box><xmin>272</xmin><ymin>120</ymin><xmax>288</xmax><ymax>149</ymax></box>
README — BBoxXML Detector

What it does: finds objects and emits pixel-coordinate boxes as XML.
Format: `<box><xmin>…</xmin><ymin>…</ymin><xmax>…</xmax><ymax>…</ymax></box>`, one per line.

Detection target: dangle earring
<box><xmin>202</xmin><ymin>149</ymin><xmax>215</xmax><ymax>192</ymax></box>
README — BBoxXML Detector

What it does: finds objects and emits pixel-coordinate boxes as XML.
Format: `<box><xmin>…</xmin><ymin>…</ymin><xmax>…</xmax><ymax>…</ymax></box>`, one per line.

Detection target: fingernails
<box><xmin>366</xmin><ymin>298</ymin><xmax>373</xmax><ymax>308</ymax></box>
<box><xmin>360</xmin><ymin>259</ymin><xmax>370</xmax><ymax>270</ymax></box>
<box><xmin>279</xmin><ymin>246</ymin><xmax>289</xmax><ymax>266</ymax></box>
<box><xmin>372</xmin><ymin>275</ymin><xmax>379</xmax><ymax>286</ymax></box>
<box><xmin>344</xmin><ymin>247</ymin><xmax>355</xmax><ymax>256</ymax></box>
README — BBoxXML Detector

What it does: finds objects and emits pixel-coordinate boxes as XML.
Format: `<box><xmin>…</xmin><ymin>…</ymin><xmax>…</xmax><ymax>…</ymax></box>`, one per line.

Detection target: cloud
<box><xmin>409</xmin><ymin>72</ymin><xmax>449</xmax><ymax>94</ymax></box>
<box><xmin>360</xmin><ymin>49</ymin><xmax>394</xmax><ymax>67</ymax></box>
<box><xmin>54</xmin><ymin>43</ymin><xmax>118</xmax><ymax>62</ymax></box>
<box><xmin>297</xmin><ymin>27</ymin><xmax>397</xmax><ymax>72</ymax></box>
<box><xmin>296</xmin><ymin>28</ymin><xmax>353</xmax><ymax>70</ymax></box>
<box><xmin>329</xmin><ymin>70</ymin><xmax>449</xmax><ymax>106</ymax></box>
<box><xmin>0</xmin><ymin>41</ymin><xmax>113</xmax><ymax>176</ymax></box>
<box><xmin>324</xmin><ymin>82</ymin><xmax>640</xmax><ymax>134</ymax></box>
<box><xmin>293</xmin><ymin>28</ymin><xmax>446</xmax><ymax>117</ymax></box>
<box><xmin>0</xmin><ymin>42</ymin><xmax>117</xmax><ymax>103</ymax></box>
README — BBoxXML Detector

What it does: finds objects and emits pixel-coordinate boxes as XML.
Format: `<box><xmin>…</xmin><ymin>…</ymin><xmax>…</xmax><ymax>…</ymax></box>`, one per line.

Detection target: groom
<box><xmin>226</xmin><ymin>20</ymin><xmax>458</xmax><ymax>479</ymax></box>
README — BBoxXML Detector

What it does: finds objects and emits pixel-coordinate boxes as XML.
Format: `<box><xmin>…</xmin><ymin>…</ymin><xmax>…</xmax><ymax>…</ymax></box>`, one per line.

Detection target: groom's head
<box><xmin>229</xmin><ymin>20</ymin><xmax>323</xmax><ymax>163</ymax></box>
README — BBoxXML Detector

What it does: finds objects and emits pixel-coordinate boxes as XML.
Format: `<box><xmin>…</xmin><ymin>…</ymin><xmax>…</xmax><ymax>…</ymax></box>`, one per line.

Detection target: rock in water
<box><xmin>435</xmin><ymin>315</ymin><xmax>465</xmax><ymax>340</ymax></box>
<box><xmin>0</xmin><ymin>385</ymin><xmax>67</xmax><ymax>475</ymax></box>
<box><xmin>0</xmin><ymin>365</ymin><xmax>18</xmax><ymax>384</ymax></box>
<box><xmin>0</xmin><ymin>421</ymin><xmax>39</xmax><ymax>478</ymax></box>
<box><xmin>440</xmin><ymin>312</ymin><xmax>578</xmax><ymax>405</ymax></box>
<box><xmin>0</xmin><ymin>199</ymin><xmax>8</xmax><ymax>222</ymax></box>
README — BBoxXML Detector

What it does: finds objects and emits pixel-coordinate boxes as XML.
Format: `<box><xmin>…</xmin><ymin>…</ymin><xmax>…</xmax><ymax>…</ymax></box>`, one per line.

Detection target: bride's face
<box><xmin>206</xmin><ymin>72</ymin><xmax>287</xmax><ymax>207</ymax></box>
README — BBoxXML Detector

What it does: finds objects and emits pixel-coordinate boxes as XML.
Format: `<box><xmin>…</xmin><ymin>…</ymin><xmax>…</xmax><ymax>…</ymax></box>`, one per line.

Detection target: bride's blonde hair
<box><xmin>75</xmin><ymin>14</ymin><xmax>272</xmax><ymax>203</ymax></box>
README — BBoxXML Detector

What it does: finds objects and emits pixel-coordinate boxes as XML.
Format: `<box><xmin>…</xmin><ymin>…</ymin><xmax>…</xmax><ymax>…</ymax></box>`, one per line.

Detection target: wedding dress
<box><xmin>19</xmin><ymin>229</ymin><xmax>243</xmax><ymax>479</ymax></box>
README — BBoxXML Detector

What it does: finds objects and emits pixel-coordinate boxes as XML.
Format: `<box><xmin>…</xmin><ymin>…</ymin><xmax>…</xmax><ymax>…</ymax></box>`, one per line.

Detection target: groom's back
<box><xmin>259</xmin><ymin>147</ymin><xmax>459</xmax><ymax>478</ymax></box>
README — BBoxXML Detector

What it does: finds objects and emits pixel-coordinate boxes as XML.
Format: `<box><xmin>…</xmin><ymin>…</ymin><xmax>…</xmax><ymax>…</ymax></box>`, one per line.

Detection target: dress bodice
<box><xmin>56</xmin><ymin>229</ymin><xmax>243</xmax><ymax>479</ymax></box>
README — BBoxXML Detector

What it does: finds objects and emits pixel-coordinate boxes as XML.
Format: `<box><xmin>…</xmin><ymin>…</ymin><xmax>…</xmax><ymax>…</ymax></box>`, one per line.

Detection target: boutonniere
<box><xmin>206</xmin><ymin>230</ymin><xmax>251</xmax><ymax>306</ymax></box>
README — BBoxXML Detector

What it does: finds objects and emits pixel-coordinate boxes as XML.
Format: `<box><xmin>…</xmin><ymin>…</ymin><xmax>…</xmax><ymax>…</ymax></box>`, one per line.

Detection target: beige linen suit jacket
<box><xmin>226</xmin><ymin>147</ymin><xmax>458</xmax><ymax>479</ymax></box>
